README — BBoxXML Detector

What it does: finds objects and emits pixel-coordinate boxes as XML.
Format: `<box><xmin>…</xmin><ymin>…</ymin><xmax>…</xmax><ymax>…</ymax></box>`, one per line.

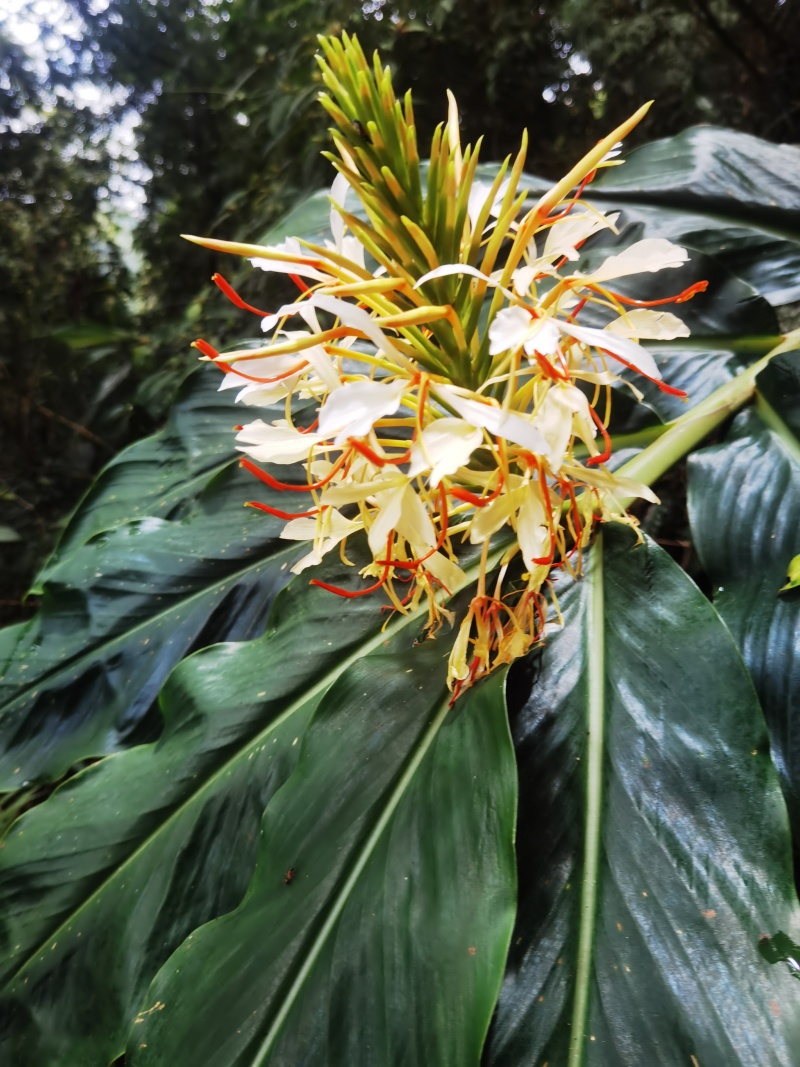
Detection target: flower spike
<box><xmin>185</xmin><ymin>35</ymin><xmax>704</xmax><ymax>694</ymax></box>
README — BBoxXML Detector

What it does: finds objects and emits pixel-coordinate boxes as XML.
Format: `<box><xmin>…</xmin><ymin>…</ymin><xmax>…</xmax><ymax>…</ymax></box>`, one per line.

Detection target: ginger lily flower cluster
<box><xmin>185</xmin><ymin>34</ymin><xmax>705</xmax><ymax>694</ymax></box>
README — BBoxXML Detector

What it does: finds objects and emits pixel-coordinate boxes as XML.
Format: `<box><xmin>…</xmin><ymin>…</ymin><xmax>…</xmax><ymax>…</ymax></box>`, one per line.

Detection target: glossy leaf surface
<box><xmin>485</xmin><ymin>528</ymin><xmax>800</xmax><ymax>1066</ymax></box>
<box><xmin>688</xmin><ymin>351</ymin><xmax>800</xmax><ymax>848</ymax></box>
<box><xmin>129</xmin><ymin>660</ymin><xmax>515</xmax><ymax>1067</ymax></box>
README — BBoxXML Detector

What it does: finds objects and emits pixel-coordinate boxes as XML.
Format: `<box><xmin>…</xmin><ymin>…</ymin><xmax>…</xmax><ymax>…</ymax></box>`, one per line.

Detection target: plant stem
<box><xmin>615</xmin><ymin>348</ymin><xmax>780</xmax><ymax>504</ymax></box>
<box><xmin>568</xmin><ymin>533</ymin><xmax>606</xmax><ymax>1067</ymax></box>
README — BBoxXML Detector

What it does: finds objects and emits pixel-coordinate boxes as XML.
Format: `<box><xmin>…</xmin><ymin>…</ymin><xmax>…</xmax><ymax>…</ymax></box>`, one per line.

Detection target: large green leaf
<box><xmin>0</xmin><ymin>459</ymin><xmax>296</xmax><ymax>789</ymax></box>
<box><xmin>485</xmin><ymin>527</ymin><xmax>800</xmax><ymax>1065</ymax></box>
<box><xmin>128</xmin><ymin>655</ymin><xmax>515</xmax><ymax>1067</ymax></box>
<box><xmin>591</xmin><ymin>126</ymin><xmax>800</xmax><ymax>306</ymax></box>
<box><xmin>687</xmin><ymin>351</ymin><xmax>800</xmax><ymax>852</ymax></box>
<box><xmin>0</xmin><ymin>371</ymin><xmax>326</xmax><ymax>789</ymax></box>
<box><xmin>3</xmin><ymin>125</ymin><xmax>800</xmax><ymax>1067</ymax></box>
<box><xmin>0</xmin><ymin>544</ymin><xmax>513</xmax><ymax>1066</ymax></box>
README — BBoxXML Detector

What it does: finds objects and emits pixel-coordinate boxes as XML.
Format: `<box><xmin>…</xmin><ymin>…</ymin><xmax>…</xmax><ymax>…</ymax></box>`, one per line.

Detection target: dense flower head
<box><xmin>186</xmin><ymin>33</ymin><xmax>706</xmax><ymax>695</ymax></box>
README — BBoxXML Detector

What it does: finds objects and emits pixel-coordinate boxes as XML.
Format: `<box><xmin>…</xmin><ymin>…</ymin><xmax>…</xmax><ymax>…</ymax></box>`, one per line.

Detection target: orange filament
<box><xmin>449</xmin><ymin>471</ymin><xmax>504</xmax><ymax>508</ymax></box>
<box><xmin>240</xmin><ymin>452</ymin><xmax>348</xmax><ymax>493</ymax></box>
<box><xmin>245</xmin><ymin>501</ymin><xmax>322</xmax><ymax>520</ymax></box>
<box><xmin>310</xmin><ymin>536</ymin><xmax>394</xmax><ymax>598</ymax></box>
<box><xmin>212</xmin><ymin>273</ymin><xmax>271</xmax><ymax>317</ymax></box>
<box><xmin>586</xmin><ymin>406</ymin><xmax>612</xmax><ymax>466</ymax></box>
<box><xmin>348</xmin><ymin>437</ymin><xmax>411</xmax><ymax>467</ymax></box>
<box><xmin>595</xmin><ymin>279</ymin><xmax>709</xmax><ymax>308</ymax></box>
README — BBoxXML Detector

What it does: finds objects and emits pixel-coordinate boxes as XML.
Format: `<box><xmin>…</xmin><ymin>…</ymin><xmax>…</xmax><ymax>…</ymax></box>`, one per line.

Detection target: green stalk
<box><xmin>567</xmin><ymin>535</ymin><xmax>606</xmax><ymax>1067</ymax></box>
<box><xmin>614</xmin><ymin>347</ymin><xmax>781</xmax><ymax>505</ymax></box>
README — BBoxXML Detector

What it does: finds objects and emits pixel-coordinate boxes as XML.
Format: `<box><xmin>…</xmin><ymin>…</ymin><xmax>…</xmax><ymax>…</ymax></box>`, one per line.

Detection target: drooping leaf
<box><xmin>128</xmin><ymin>656</ymin><xmax>515</xmax><ymax>1067</ymax></box>
<box><xmin>0</xmin><ymin>543</ymin><xmax>512</xmax><ymax>1067</ymax></box>
<box><xmin>0</xmin><ymin>371</ymin><xmax>319</xmax><ymax>787</ymax></box>
<box><xmin>688</xmin><ymin>350</ymin><xmax>800</xmax><ymax>853</ymax></box>
<box><xmin>590</xmin><ymin>126</ymin><xmax>800</xmax><ymax>307</ymax></box>
<box><xmin>485</xmin><ymin>527</ymin><xmax>800</xmax><ymax>1066</ymax></box>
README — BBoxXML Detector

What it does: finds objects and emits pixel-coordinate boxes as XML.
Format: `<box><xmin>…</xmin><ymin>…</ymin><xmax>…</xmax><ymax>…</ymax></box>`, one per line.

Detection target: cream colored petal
<box><xmin>368</xmin><ymin>483</ymin><xmax>407</xmax><ymax>555</ymax></box>
<box><xmin>488</xmin><ymin>306</ymin><xmax>530</xmax><ymax>355</ymax></box>
<box><xmin>516</xmin><ymin>485</ymin><xmax>550</xmax><ymax>566</ymax></box>
<box><xmin>318</xmin><ymin>378</ymin><xmax>407</xmax><ymax>445</ymax></box>
<box><xmin>468</xmin><ymin>486</ymin><xmax>526</xmax><ymax>544</ymax></box>
<box><xmin>393</xmin><ymin>483</ymin><xmax>437</xmax><ymax>550</ymax></box>
<box><xmin>557</xmin><ymin>321</ymin><xmax>661</xmax><ymax>379</ymax></box>
<box><xmin>423</xmin><ymin>551</ymin><xmax>467</xmax><ymax>593</ymax></box>
<box><xmin>234</xmin><ymin>375</ymin><xmax>302</xmax><ymax>407</ymax></box>
<box><xmin>321</xmin><ymin>471</ymin><xmax>406</xmax><ymax>506</ymax></box>
<box><xmin>437</xmin><ymin>386</ymin><xmax>548</xmax><ymax>454</ymax></box>
<box><xmin>235</xmin><ymin>421</ymin><xmax>325</xmax><ymax>464</ymax></box>
<box><xmin>585</xmin><ymin>238</ymin><xmax>688</xmax><ymax>283</ymax></box>
<box><xmin>407</xmin><ymin>418</ymin><xmax>482</xmax><ymax>487</ymax></box>
<box><xmin>606</xmin><ymin>309</ymin><xmax>689</xmax><ymax>340</ymax></box>
<box><xmin>543</xmin><ymin>211</ymin><xmax>619</xmax><ymax>260</ymax></box>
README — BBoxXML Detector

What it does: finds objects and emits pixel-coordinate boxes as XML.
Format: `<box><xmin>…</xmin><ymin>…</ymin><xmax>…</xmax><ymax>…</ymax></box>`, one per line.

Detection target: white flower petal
<box><xmin>423</xmin><ymin>550</ymin><xmax>467</xmax><ymax>592</ymax></box>
<box><xmin>318</xmin><ymin>378</ymin><xmax>407</xmax><ymax>445</ymax></box>
<box><xmin>304</xmin><ymin>345</ymin><xmax>341</xmax><ymax>392</ymax></box>
<box><xmin>284</xmin><ymin>509</ymin><xmax>362</xmax><ymax>574</ymax></box>
<box><xmin>234</xmin><ymin>376</ymin><xmax>302</xmax><ymax>406</ymax></box>
<box><xmin>543</xmin><ymin>211</ymin><xmax>619</xmax><ymax>261</ymax></box>
<box><xmin>393</xmin><ymin>483</ymin><xmax>437</xmax><ymax>550</ymax></box>
<box><xmin>368</xmin><ymin>484</ymin><xmax>407</xmax><ymax>555</ymax></box>
<box><xmin>556</xmin><ymin>321</ymin><xmax>661</xmax><ymax>379</ymax></box>
<box><xmin>468</xmin><ymin>486</ymin><xmax>525</xmax><ymax>544</ymax></box>
<box><xmin>235</xmin><ymin>421</ymin><xmax>324</xmax><ymax>464</ymax></box>
<box><xmin>516</xmin><ymin>486</ymin><xmax>550</xmax><ymax>566</ymax></box>
<box><xmin>321</xmin><ymin>471</ymin><xmax>406</xmax><ymax>507</ymax></box>
<box><xmin>414</xmin><ymin>263</ymin><xmax>509</xmax><ymax>296</ymax></box>
<box><xmin>407</xmin><ymin>418</ymin><xmax>483</xmax><ymax>487</ymax></box>
<box><xmin>250</xmin><ymin>238</ymin><xmax>328</xmax><ymax>282</ymax></box>
<box><xmin>467</xmin><ymin>178</ymin><xmax>509</xmax><ymax>229</ymax></box>
<box><xmin>533</xmin><ymin>384</ymin><xmax>597</xmax><ymax>470</ymax></box>
<box><xmin>437</xmin><ymin>387</ymin><xmax>548</xmax><ymax>454</ymax></box>
<box><xmin>218</xmin><ymin>353</ymin><xmax>302</xmax><ymax>390</ymax></box>
<box><xmin>329</xmin><ymin>172</ymin><xmax>350</xmax><ymax>251</ymax></box>
<box><xmin>586</xmin><ymin>238</ymin><xmax>689</xmax><ymax>283</ymax></box>
<box><xmin>522</xmin><ymin>319</ymin><xmax>561</xmax><ymax>358</ymax></box>
<box><xmin>605</xmin><ymin>309</ymin><xmax>690</xmax><ymax>341</ymax></box>
<box><xmin>488</xmin><ymin>306</ymin><xmax>530</xmax><ymax>355</ymax></box>
<box><xmin>511</xmin><ymin>265</ymin><xmax>537</xmax><ymax>297</ymax></box>
<box><xmin>309</xmin><ymin>294</ymin><xmax>411</xmax><ymax>368</ymax></box>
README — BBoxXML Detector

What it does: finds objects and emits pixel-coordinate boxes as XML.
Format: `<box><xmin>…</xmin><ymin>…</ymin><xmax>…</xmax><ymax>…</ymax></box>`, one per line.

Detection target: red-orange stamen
<box><xmin>310</xmin><ymin>536</ymin><xmax>393</xmax><ymax>599</ymax></box>
<box><xmin>348</xmin><ymin>437</ymin><xmax>412</xmax><ymax>468</ymax></box>
<box><xmin>245</xmin><ymin>501</ymin><xmax>322</xmax><ymax>520</ymax></box>
<box><xmin>589</xmin><ymin>279</ymin><xmax>709</xmax><ymax>308</ymax></box>
<box><xmin>597</xmin><ymin>348</ymin><xmax>688</xmax><ymax>398</ymax></box>
<box><xmin>212</xmin><ymin>273</ymin><xmax>271</xmax><ymax>317</ymax></box>
<box><xmin>586</xmin><ymin>405</ymin><xmax>612</xmax><ymax>466</ymax></box>
<box><xmin>449</xmin><ymin>471</ymin><xmax>504</xmax><ymax>508</ymax></box>
<box><xmin>239</xmin><ymin>452</ymin><xmax>348</xmax><ymax>493</ymax></box>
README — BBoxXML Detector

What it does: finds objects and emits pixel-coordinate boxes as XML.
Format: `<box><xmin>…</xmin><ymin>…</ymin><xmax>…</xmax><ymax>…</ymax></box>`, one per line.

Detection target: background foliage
<box><xmin>2</xmin><ymin>4</ymin><xmax>800</xmax><ymax>1063</ymax></box>
<box><xmin>2</xmin><ymin>0</ymin><xmax>800</xmax><ymax>622</ymax></box>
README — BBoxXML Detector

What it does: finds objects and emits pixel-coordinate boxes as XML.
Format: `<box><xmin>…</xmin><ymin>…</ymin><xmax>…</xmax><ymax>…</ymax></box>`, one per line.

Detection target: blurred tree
<box><xmin>552</xmin><ymin>0</ymin><xmax>800</xmax><ymax>142</ymax></box>
<box><xmin>0</xmin><ymin>28</ymin><xmax>137</xmax><ymax>624</ymax></box>
<box><xmin>3</xmin><ymin>0</ymin><xmax>799</xmax><ymax>624</ymax></box>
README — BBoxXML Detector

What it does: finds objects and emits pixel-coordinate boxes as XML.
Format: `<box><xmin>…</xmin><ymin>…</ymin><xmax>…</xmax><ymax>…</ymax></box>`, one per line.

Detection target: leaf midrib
<box><xmin>248</xmin><ymin>684</ymin><xmax>456</xmax><ymax>1066</ymax></box>
<box><xmin>5</xmin><ymin>544</ymin><xmax>507</xmax><ymax>988</ymax></box>
<box><xmin>568</xmin><ymin>535</ymin><xmax>606</xmax><ymax>1067</ymax></box>
<box><xmin>0</xmin><ymin>537</ymin><xmax>297</xmax><ymax>714</ymax></box>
